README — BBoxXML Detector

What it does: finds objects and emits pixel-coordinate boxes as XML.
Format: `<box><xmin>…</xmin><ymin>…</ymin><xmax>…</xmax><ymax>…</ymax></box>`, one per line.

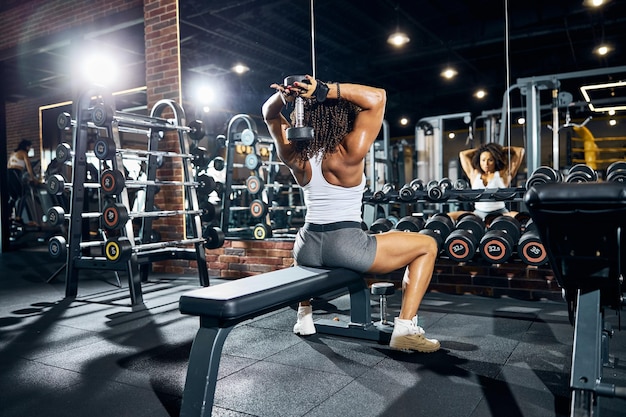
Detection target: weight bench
<box><xmin>178</xmin><ymin>265</ymin><xmax>390</xmax><ymax>417</ymax></box>
<box><xmin>524</xmin><ymin>182</ymin><xmax>626</xmax><ymax>417</ymax></box>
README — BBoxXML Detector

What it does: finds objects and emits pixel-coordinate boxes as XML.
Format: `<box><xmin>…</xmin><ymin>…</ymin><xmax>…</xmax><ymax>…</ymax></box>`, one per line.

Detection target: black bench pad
<box><xmin>180</xmin><ymin>266</ymin><xmax>364</xmax><ymax>326</ymax></box>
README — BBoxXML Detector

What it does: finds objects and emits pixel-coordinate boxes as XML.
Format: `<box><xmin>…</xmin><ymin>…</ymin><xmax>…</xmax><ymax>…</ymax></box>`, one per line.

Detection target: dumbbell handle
<box><xmin>46</xmin><ymin>206</ymin><xmax>101</xmax><ymax>226</ymax></box>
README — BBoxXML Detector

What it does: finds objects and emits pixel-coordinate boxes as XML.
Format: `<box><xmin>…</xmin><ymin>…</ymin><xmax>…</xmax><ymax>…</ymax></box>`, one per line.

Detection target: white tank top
<box><xmin>303</xmin><ymin>153</ymin><xmax>365</xmax><ymax>224</ymax></box>
<box><xmin>472</xmin><ymin>171</ymin><xmax>506</xmax><ymax>212</ymax></box>
<box><xmin>8</xmin><ymin>152</ymin><xmax>26</xmax><ymax>170</ymax></box>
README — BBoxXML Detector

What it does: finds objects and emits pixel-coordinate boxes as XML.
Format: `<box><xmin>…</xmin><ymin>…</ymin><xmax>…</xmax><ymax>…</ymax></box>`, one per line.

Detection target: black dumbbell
<box><xmin>606</xmin><ymin>161</ymin><xmax>626</xmax><ymax>183</ymax></box>
<box><xmin>444</xmin><ymin>213</ymin><xmax>485</xmax><ymax>262</ymax></box>
<box><xmin>398</xmin><ymin>179</ymin><xmax>424</xmax><ymax>202</ymax></box>
<box><xmin>478</xmin><ymin>215</ymin><xmax>521</xmax><ymax>264</ymax></box>
<box><xmin>419</xmin><ymin>228</ymin><xmax>443</xmax><ymax>253</ymax></box>
<box><xmin>372</xmin><ymin>183</ymin><xmax>396</xmax><ymax>202</ymax></box>
<box><xmin>370</xmin><ymin>217</ymin><xmax>397</xmax><ymax>233</ymax></box>
<box><xmin>526</xmin><ymin>166</ymin><xmax>562</xmax><ymax>188</ymax></box>
<box><xmin>517</xmin><ymin>219</ymin><xmax>547</xmax><ymax>266</ymax></box>
<box><xmin>565</xmin><ymin>163</ymin><xmax>597</xmax><ymax>183</ymax></box>
<box><xmin>426</xmin><ymin>178</ymin><xmax>452</xmax><ymax>202</ymax></box>
<box><xmin>395</xmin><ymin>215</ymin><xmax>425</xmax><ymax>232</ymax></box>
<box><xmin>423</xmin><ymin>213</ymin><xmax>454</xmax><ymax>242</ymax></box>
<box><xmin>453</xmin><ymin>178</ymin><xmax>470</xmax><ymax>190</ymax></box>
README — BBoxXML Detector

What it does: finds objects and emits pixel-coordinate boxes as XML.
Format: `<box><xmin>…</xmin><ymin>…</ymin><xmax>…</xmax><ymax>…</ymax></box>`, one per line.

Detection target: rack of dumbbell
<box><xmin>363</xmin><ymin>176</ymin><xmax>549</xmax><ymax>266</ymax></box>
<box><xmin>219</xmin><ymin>115</ymin><xmax>306</xmax><ymax>240</ymax></box>
<box><xmin>47</xmin><ymin>88</ymin><xmax>224</xmax><ymax>305</ymax></box>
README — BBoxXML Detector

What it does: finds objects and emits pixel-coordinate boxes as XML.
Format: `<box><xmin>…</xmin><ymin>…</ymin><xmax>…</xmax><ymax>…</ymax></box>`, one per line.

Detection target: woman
<box><xmin>262</xmin><ymin>75</ymin><xmax>440</xmax><ymax>353</ymax></box>
<box><xmin>7</xmin><ymin>139</ymin><xmax>36</xmax><ymax>222</ymax></box>
<box><xmin>453</xmin><ymin>142</ymin><xmax>525</xmax><ymax>221</ymax></box>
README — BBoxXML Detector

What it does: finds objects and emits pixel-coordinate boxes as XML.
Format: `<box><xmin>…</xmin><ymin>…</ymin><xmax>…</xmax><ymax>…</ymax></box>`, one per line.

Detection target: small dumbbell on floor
<box><xmin>371</xmin><ymin>282</ymin><xmax>395</xmax><ymax>327</ymax></box>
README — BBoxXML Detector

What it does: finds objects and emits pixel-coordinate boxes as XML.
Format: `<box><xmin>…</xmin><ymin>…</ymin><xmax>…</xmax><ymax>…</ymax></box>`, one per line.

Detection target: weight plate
<box><xmin>244</xmin><ymin>153</ymin><xmax>261</xmax><ymax>170</ymax></box>
<box><xmin>47</xmin><ymin>174</ymin><xmax>64</xmax><ymax>195</ymax></box>
<box><xmin>103</xmin><ymin>204</ymin><xmax>127</xmax><ymax>230</ymax></box>
<box><xmin>48</xmin><ymin>236</ymin><xmax>66</xmax><ymax>259</ymax></box>
<box><xmin>47</xmin><ymin>206</ymin><xmax>65</xmax><ymax>227</ymax></box>
<box><xmin>56</xmin><ymin>143</ymin><xmax>72</xmax><ymax>163</ymax></box>
<box><xmin>286</xmin><ymin>126</ymin><xmax>315</xmax><ymax>142</ymax></box>
<box><xmin>519</xmin><ymin>235</ymin><xmax>547</xmax><ymax>266</ymax></box>
<box><xmin>249</xmin><ymin>199</ymin><xmax>267</xmax><ymax>218</ymax></box>
<box><xmin>57</xmin><ymin>112</ymin><xmax>71</xmax><ymax>130</ymax></box>
<box><xmin>203</xmin><ymin>227</ymin><xmax>226</xmax><ymax>249</ymax></box>
<box><xmin>94</xmin><ymin>137</ymin><xmax>115</xmax><ymax>160</ymax></box>
<box><xmin>105</xmin><ymin>240</ymin><xmax>121</xmax><ymax>262</ymax></box>
<box><xmin>100</xmin><ymin>169</ymin><xmax>125</xmax><ymax>195</ymax></box>
<box><xmin>246</xmin><ymin>175</ymin><xmax>264</xmax><ymax>194</ymax></box>
<box><xmin>445</xmin><ymin>231</ymin><xmax>475</xmax><ymax>262</ymax></box>
<box><xmin>187</xmin><ymin>120</ymin><xmax>206</xmax><ymax>141</ymax></box>
<box><xmin>253</xmin><ymin>223</ymin><xmax>271</xmax><ymax>240</ymax></box>
<box><xmin>241</xmin><ymin>128</ymin><xmax>257</xmax><ymax>146</ymax></box>
<box><xmin>92</xmin><ymin>103</ymin><xmax>113</xmax><ymax>126</ymax></box>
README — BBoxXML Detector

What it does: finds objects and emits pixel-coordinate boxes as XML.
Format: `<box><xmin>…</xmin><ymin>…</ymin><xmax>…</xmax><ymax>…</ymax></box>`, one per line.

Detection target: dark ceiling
<box><xmin>2</xmin><ymin>0</ymin><xmax>626</xmax><ymax>137</ymax></box>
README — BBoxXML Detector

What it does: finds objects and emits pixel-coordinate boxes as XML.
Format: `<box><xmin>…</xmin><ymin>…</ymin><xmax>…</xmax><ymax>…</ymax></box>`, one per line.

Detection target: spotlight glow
<box><xmin>595</xmin><ymin>45</ymin><xmax>610</xmax><ymax>56</ymax></box>
<box><xmin>474</xmin><ymin>89</ymin><xmax>487</xmax><ymax>99</ymax></box>
<box><xmin>387</xmin><ymin>32</ymin><xmax>410</xmax><ymax>46</ymax></box>
<box><xmin>441</xmin><ymin>68</ymin><xmax>458</xmax><ymax>79</ymax></box>
<box><xmin>232</xmin><ymin>63</ymin><xmax>249</xmax><ymax>74</ymax></box>
<box><xmin>81</xmin><ymin>54</ymin><xmax>117</xmax><ymax>86</ymax></box>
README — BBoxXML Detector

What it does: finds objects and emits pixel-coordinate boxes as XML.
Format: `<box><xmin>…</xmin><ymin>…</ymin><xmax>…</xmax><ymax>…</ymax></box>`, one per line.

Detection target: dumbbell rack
<box><xmin>220</xmin><ymin>114</ymin><xmax>302</xmax><ymax>239</ymax></box>
<box><xmin>59</xmin><ymin>87</ymin><xmax>209</xmax><ymax>305</ymax></box>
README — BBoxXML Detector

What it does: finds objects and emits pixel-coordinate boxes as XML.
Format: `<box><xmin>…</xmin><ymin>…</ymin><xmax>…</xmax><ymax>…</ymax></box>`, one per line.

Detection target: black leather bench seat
<box><xmin>179</xmin><ymin>266</ymin><xmax>363</xmax><ymax>326</ymax></box>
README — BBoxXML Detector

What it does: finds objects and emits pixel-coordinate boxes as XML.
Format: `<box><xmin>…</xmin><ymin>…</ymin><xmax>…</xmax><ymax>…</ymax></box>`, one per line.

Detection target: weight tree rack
<box><xmin>57</xmin><ymin>87</ymin><xmax>211</xmax><ymax>305</ymax></box>
<box><xmin>219</xmin><ymin>114</ymin><xmax>307</xmax><ymax>240</ymax></box>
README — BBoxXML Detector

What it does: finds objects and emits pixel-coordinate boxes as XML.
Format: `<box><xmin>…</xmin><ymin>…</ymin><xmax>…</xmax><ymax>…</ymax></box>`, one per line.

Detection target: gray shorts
<box><xmin>293</xmin><ymin>221</ymin><xmax>377</xmax><ymax>273</ymax></box>
<box><xmin>473</xmin><ymin>207</ymin><xmax>508</xmax><ymax>220</ymax></box>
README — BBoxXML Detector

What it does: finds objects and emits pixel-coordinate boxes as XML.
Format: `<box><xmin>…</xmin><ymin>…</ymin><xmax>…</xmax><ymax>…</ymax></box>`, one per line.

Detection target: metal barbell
<box><xmin>89</xmin><ymin>103</ymin><xmax>206</xmax><ymax>141</ymax></box>
<box><xmin>102</xmin><ymin>202</ymin><xmax>204</xmax><ymax>230</ymax></box>
<box><xmin>100</xmin><ymin>169</ymin><xmax>215</xmax><ymax>196</ymax></box>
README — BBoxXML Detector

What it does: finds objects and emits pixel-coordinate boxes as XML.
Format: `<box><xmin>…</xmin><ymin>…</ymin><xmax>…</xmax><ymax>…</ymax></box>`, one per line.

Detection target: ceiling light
<box><xmin>609</xmin><ymin>119</ymin><xmax>617</xmax><ymax>126</ymax></box>
<box><xmin>580</xmin><ymin>80</ymin><xmax>626</xmax><ymax>112</ymax></box>
<box><xmin>583</xmin><ymin>0</ymin><xmax>606</xmax><ymax>7</ymax></box>
<box><xmin>474</xmin><ymin>89</ymin><xmax>487</xmax><ymax>99</ymax></box>
<box><xmin>388</xmin><ymin>32</ymin><xmax>410</xmax><ymax>47</ymax></box>
<box><xmin>594</xmin><ymin>45</ymin><xmax>611</xmax><ymax>56</ymax></box>
<box><xmin>448</xmin><ymin>132</ymin><xmax>456</xmax><ymax>139</ymax></box>
<box><xmin>388</xmin><ymin>5</ymin><xmax>410</xmax><ymax>47</ymax></box>
<box><xmin>441</xmin><ymin>68</ymin><xmax>457</xmax><ymax>79</ymax></box>
<box><xmin>232</xmin><ymin>63</ymin><xmax>250</xmax><ymax>74</ymax></box>
<box><xmin>400</xmin><ymin>117</ymin><xmax>409</xmax><ymax>126</ymax></box>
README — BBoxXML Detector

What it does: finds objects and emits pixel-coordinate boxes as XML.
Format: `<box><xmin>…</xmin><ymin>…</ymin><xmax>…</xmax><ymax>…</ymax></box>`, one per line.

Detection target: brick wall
<box><xmin>205</xmin><ymin>238</ymin><xmax>561</xmax><ymax>302</ymax></box>
<box><xmin>142</xmin><ymin>0</ymin><xmax>185</xmax><ymax>272</ymax></box>
<box><xmin>0</xmin><ymin>0</ymin><xmax>141</xmax><ymax>49</ymax></box>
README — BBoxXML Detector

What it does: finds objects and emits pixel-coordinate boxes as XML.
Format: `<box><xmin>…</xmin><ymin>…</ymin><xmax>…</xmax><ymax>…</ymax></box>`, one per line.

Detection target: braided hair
<box><xmin>471</xmin><ymin>142</ymin><xmax>507</xmax><ymax>173</ymax></box>
<box><xmin>290</xmin><ymin>97</ymin><xmax>361</xmax><ymax>161</ymax></box>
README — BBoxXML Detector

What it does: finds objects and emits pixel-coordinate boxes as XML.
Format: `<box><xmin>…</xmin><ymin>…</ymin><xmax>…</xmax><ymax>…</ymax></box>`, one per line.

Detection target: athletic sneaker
<box><xmin>389</xmin><ymin>316</ymin><xmax>440</xmax><ymax>352</ymax></box>
<box><xmin>293</xmin><ymin>305</ymin><xmax>316</xmax><ymax>336</ymax></box>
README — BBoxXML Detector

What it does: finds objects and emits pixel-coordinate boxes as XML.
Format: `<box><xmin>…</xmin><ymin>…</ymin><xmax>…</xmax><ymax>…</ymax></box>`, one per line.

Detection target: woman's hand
<box><xmin>293</xmin><ymin>75</ymin><xmax>317</xmax><ymax>98</ymax></box>
<box><xmin>270</xmin><ymin>82</ymin><xmax>298</xmax><ymax>104</ymax></box>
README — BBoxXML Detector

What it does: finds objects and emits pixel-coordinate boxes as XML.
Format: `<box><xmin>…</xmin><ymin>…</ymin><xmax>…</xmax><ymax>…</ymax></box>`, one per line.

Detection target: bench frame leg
<box><xmin>315</xmin><ymin>283</ymin><xmax>392</xmax><ymax>343</ymax></box>
<box><xmin>180</xmin><ymin>320</ymin><xmax>233</xmax><ymax>417</ymax></box>
<box><xmin>569</xmin><ymin>289</ymin><xmax>625</xmax><ymax>417</ymax></box>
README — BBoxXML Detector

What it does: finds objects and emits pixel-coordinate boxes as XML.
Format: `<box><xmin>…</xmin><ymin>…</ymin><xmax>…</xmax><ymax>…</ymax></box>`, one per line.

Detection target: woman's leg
<box><xmin>368</xmin><ymin>231</ymin><xmax>438</xmax><ymax>320</ymax></box>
